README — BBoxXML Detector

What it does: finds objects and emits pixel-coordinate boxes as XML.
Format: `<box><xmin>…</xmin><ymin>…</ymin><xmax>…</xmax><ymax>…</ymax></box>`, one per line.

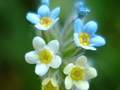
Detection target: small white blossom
<box><xmin>25</xmin><ymin>36</ymin><xmax>62</xmax><ymax>76</ymax></box>
<box><xmin>63</xmin><ymin>55</ymin><xmax>97</xmax><ymax>90</ymax></box>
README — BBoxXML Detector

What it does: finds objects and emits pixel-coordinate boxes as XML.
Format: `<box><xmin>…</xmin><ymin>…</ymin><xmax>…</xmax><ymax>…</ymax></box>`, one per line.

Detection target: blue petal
<box><xmin>90</xmin><ymin>35</ymin><xmax>106</xmax><ymax>46</ymax></box>
<box><xmin>84</xmin><ymin>21</ymin><xmax>97</xmax><ymax>36</ymax></box>
<box><xmin>26</xmin><ymin>13</ymin><xmax>39</xmax><ymax>24</ymax></box>
<box><xmin>37</xmin><ymin>5</ymin><xmax>50</xmax><ymax>17</ymax></box>
<box><xmin>74</xmin><ymin>19</ymin><xmax>83</xmax><ymax>33</ymax></box>
<box><xmin>50</xmin><ymin>7</ymin><xmax>60</xmax><ymax>20</ymax></box>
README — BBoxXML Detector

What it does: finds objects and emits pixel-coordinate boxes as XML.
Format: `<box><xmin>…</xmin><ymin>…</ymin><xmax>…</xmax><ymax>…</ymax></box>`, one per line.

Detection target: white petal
<box><xmin>65</xmin><ymin>76</ymin><xmax>73</xmax><ymax>89</ymax></box>
<box><xmin>50</xmin><ymin>55</ymin><xmax>62</xmax><ymax>68</ymax></box>
<box><xmin>32</xmin><ymin>36</ymin><xmax>46</xmax><ymax>50</ymax></box>
<box><xmin>35</xmin><ymin>63</ymin><xmax>49</xmax><ymax>76</ymax></box>
<box><xmin>35</xmin><ymin>23</ymin><xmax>49</xmax><ymax>30</ymax></box>
<box><xmin>84</xmin><ymin>67</ymin><xmax>97</xmax><ymax>80</ymax></box>
<box><xmin>47</xmin><ymin>40</ymin><xmax>59</xmax><ymax>54</ymax></box>
<box><xmin>75</xmin><ymin>55</ymin><xmax>87</xmax><ymax>67</ymax></box>
<box><xmin>25</xmin><ymin>51</ymin><xmax>39</xmax><ymax>64</ymax></box>
<box><xmin>63</xmin><ymin>63</ymin><xmax>74</xmax><ymax>74</ymax></box>
<box><xmin>26</xmin><ymin>13</ymin><xmax>40</xmax><ymax>24</ymax></box>
<box><xmin>75</xmin><ymin>80</ymin><xmax>89</xmax><ymax>90</ymax></box>
<box><xmin>81</xmin><ymin>45</ymin><xmax>96</xmax><ymax>50</ymax></box>
<box><xmin>74</xmin><ymin>33</ymin><xmax>81</xmax><ymax>46</ymax></box>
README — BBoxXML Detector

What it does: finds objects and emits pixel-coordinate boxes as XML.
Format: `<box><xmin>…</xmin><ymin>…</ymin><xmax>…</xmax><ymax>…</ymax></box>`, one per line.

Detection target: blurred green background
<box><xmin>0</xmin><ymin>0</ymin><xmax>120</xmax><ymax>90</ymax></box>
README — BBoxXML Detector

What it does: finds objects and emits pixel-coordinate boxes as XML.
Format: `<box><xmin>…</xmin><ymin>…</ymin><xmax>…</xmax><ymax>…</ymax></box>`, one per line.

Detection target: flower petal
<box><xmin>74</xmin><ymin>19</ymin><xmax>83</xmax><ymax>33</ymax></box>
<box><xmin>37</xmin><ymin>5</ymin><xmax>50</xmax><ymax>17</ymax></box>
<box><xmin>75</xmin><ymin>80</ymin><xmax>89</xmax><ymax>90</ymax></box>
<box><xmin>33</xmin><ymin>36</ymin><xmax>46</xmax><ymax>50</ymax></box>
<box><xmin>90</xmin><ymin>35</ymin><xmax>106</xmax><ymax>46</ymax></box>
<box><xmin>74</xmin><ymin>33</ymin><xmax>81</xmax><ymax>46</ymax></box>
<box><xmin>81</xmin><ymin>45</ymin><xmax>96</xmax><ymax>50</ymax></box>
<box><xmin>84</xmin><ymin>21</ymin><xmax>97</xmax><ymax>36</ymax></box>
<box><xmin>51</xmin><ymin>78</ymin><xmax>58</xmax><ymax>87</ymax></box>
<box><xmin>42</xmin><ymin>77</ymin><xmax>51</xmax><ymax>85</ymax></box>
<box><xmin>50</xmin><ymin>7</ymin><xmax>60</xmax><ymax>19</ymax></box>
<box><xmin>47</xmin><ymin>40</ymin><xmax>59</xmax><ymax>54</ymax></box>
<box><xmin>26</xmin><ymin>13</ymin><xmax>40</xmax><ymax>24</ymax></box>
<box><xmin>84</xmin><ymin>67</ymin><xmax>97</xmax><ymax>80</ymax></box>
<box><xmin>63</xmin><ymin>63</ymin><xmax>74</xmax><ymax>74</ymax></box>
<box><xmin>35</xmin><ymin>23</ymin><xmax>48</xmax><ymax>30</ymax></box>
<box><xmin>75</xmin><ymin>55</ymin><xmax>87</xmax><ymax>68</ymax></box>
<box><xmin>25</xmin><ymin>51</ymin><xmax>39</xmax><ymax>64</ymax></box>
<box><xmin>35</xmin><ymin>63</ymin><xmax>49</xmax><ymax>76</ymax></box>
<box><xmin>50</xmin><ymin>55</ymin><xmax>62</xmax><ymax>68</ymax></box>
<box><xmin>49</xmin><ymin>18</ymin><xmax>59</xmax><ymax>27</ymax></box>
<box><xmin>65</xmin><ymin>76</ymin><xmax>73</xmax><ymax>89</ymax></box>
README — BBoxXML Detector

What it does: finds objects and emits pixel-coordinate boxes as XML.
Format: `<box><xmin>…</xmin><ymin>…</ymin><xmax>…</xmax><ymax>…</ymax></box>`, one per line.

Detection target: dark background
<box><xmin>0</xmin><ymin>0</ymin><xmax>120</xmax><ymax>90</ymax></box>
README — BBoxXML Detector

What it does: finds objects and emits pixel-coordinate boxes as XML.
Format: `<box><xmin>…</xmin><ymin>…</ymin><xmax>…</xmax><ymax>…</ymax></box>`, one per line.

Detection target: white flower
<box><xmin>42</xmin><ymin>77</ymin><xmax>59</xmax><ymax>90</ymax></box>
<box><xmin>26</xmin><ymin>5</ymin><xmax>60</xmax><ymax>30</ymax></box>
<box><xmin>25</xmin><ymin>36</ymin><xmax>62</xmax><ymax>76</ymax></box>
<box><xmin>63</xmin><ymin>55</ymin><xmax>97</xmax><ymax>90</ymax></box>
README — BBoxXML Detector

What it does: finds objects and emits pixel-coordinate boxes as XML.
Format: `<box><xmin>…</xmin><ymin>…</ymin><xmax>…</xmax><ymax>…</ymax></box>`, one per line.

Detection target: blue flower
<box><xmin>74</xmin><ymin>19</ymin><xmax>106</xmax><ymax>50</ymax></box>
<box><xmin>75</xmin><ymin>2</ymin><xmax>90</xmax><ymax>17</ymax></box>
<box><xmin>26</xmin><ymin>5</ymin><xmax>60</xmax><ymax>30</ymax></box>
<box><xmin>41</xmin><ymin>0</ymin><xmax>49</xmax><ymax>6</ymax></box>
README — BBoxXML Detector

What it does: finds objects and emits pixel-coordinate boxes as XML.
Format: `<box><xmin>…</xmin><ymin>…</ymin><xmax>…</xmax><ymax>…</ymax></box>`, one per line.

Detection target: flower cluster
<box><xmin>25</xmin><ymin>0</ymin><xmax>106</xmax><ymax>90</ymax></box>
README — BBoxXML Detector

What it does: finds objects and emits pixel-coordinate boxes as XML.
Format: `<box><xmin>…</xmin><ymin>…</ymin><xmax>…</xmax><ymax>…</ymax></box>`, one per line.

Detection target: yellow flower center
<box><xmin>43</xmin><ymin>81</ymin><xmax>58</xmax><ymax>90</ymax></box>
<box><xmin>78</xmin><ymin>32</ymin><xmax>90</xmax><ymax>46</ymax></box>
<box><xmin>70</xmin><ymin>67</ymin><xmax>83</xmax><ymax>80</ymax></box>
<box><xmin>39</xmin><ymin>49</ymin><xmax>52</xmax><ymax>64</ymax></box>
<box><xmin>40</xmin><ymin>17</ymin><xmax>52</xmax><ymax>27</ymax></box>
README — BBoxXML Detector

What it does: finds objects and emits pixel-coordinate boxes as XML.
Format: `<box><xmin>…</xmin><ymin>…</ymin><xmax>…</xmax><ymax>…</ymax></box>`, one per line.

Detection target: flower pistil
<box><xmin>70</xmin><ymin>67</ymin><xmax>83</xmax><ymax>80</ymax></box>
<box><xmin>39</xmin><ymin>49</ymin><xmax>52</xmax><ymax>63</ymax></box>
<box><xmin>40</xmin><ymin>17</ymin><xmax>52</xmax><ymax>27</ymax></box>
<box><xmin>78</xmin><ymin>32</ymin><xmax>90</xmax><ymax>46</ymax></box>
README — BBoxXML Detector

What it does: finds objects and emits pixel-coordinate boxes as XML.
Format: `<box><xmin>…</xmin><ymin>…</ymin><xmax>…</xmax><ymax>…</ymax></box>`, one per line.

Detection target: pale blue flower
<box><xmin>41</xmin><ymin>0</ymin><xmax>49</xmax><ymax>6</ymax></box>
<box><xmin>75</xmin><ymin>2</ymin><xmax>90</xmax><ymax>18</ymax></box>
<box><xmin>74</xmin><ymin>19</ymin><xmax>106</xmax><ymax>50</ymax></box>
<box><xmin>26</xmin><ymin>5</ymin><xmax>60</xmax><ymax>30</ymax></box>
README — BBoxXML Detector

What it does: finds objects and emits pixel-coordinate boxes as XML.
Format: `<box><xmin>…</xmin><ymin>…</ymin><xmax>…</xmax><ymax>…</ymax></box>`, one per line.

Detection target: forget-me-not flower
<box><xmin>63</xmin><ymin>55</ymin><xmax>97</xmax><ymax>90</ymax></box>
<box><xmin>74</xmin><ymin>19</ymin><xmax>105</xmax><ymax>50</ymax></box>
<box><xmin>75</xmin><ymin>2</ymin><xmax>90</xmax><ymax>17</ymax></box>
<box><xmin>25</xmin><ymin>36</ymin><xmax>62</xmax><ymax>76</ymax></box>
<box><xmin>26</xmin><ymin>5</ymin><xmax>60</xmax><ymax>30</ymax></box>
